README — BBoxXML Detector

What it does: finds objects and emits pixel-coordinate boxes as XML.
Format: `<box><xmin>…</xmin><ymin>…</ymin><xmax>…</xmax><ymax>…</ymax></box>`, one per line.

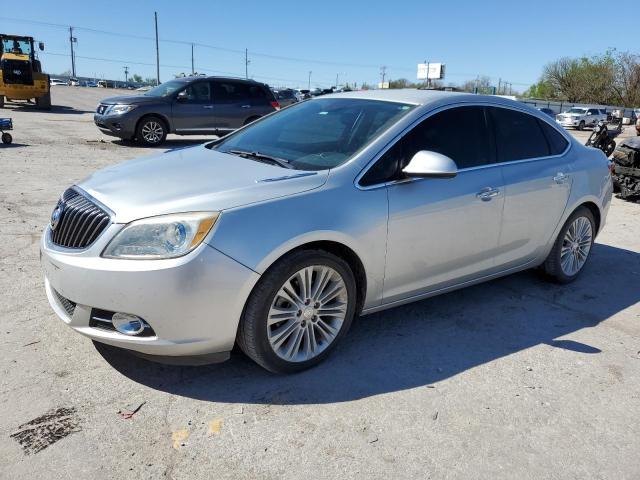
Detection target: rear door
<box><xmin>489</xmin><ymin>107</ymin><xmax>572</xmax><ymax>269</ymax></box>
<box><xmin>171</xmin><ymin>81</ymin><xmax>215</xmax><ymax>132</ymax></box>
<box><xmin>211</xmin><ymin>80</ymin><xmax>257</xmax><ymax>130</ymax></box>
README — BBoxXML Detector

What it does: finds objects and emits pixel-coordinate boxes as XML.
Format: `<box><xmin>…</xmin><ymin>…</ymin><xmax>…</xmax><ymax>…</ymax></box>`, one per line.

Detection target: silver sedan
<box><xmin>41</xmin><ymin>90</ymin><xmax>612</xmax><ymax>373</ymax></box>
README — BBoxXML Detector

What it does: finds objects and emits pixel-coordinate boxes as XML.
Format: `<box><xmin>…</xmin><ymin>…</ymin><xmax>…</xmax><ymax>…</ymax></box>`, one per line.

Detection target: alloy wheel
<box><xmin>267</xmin><ymin>265</ymin><xmax>348</xmax><ymax>362</ymax></box>
<box><xmin>141</xmin><ymin>121</ymin><xmax>164</xmax><ymax>143</ymax></box>
<box><xmin>560</xmin><ymin>216</ymin><xmax>593</xmax><ymax>276</ymax></box>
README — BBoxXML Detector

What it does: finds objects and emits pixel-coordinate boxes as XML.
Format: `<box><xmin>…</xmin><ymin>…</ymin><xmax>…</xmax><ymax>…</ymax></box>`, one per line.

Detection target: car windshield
<box><xmin>2</xmin><ymin>38</ymin><xmax>32</xmax><ymax>56</ymax></box>
<box><xmin>212</xmin><ymin>98</ymin><xmax>415</xmax><ymax>170</ymax></box>
<box><xmin>144</xmin><ymin>80</ymin><xmax>186</xmax><ymax>97</ymax></box>
<box><xmin>567</xmin><ymin>108</ymin><xmax>587</xmax><ymax>114</ymax></box>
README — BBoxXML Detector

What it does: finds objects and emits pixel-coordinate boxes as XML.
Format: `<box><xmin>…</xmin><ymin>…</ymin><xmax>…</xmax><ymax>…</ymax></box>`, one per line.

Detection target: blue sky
<box><xmin>1</xmin><ymin>0</ymin><xmax>638</xmax><ymax>90</ymax></box>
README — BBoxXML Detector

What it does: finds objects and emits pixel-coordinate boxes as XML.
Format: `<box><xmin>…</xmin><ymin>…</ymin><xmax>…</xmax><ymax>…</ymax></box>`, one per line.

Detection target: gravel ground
<box><xmin>1</xmin><ymin>87</ymin><xmax>639</xmax><ymax>480</ymax></box>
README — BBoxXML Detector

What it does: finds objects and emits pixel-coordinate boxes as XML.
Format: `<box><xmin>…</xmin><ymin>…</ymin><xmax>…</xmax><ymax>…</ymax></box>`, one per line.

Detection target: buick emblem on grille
<box><xmin>50</xmin><ymin>204</ymin><xmax>64</xmax><ymax>231</ymax></box>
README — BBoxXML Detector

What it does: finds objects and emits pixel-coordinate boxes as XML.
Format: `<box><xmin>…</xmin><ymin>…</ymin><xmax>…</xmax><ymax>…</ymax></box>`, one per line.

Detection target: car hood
<box><xmin>77</xmin><ymin>145</ymin><xmax>328</xmax><ymax>223</ymax></box>
<box><xmin>99</xmin><ymin>94</ymin><xmax>164</xmax><ymax>105</ymax></box>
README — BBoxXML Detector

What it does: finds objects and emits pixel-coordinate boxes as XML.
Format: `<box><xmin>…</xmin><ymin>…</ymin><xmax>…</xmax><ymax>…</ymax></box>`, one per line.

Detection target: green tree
<box><xmin>131</xmin><ymin>74</ymin><xmax>143</xmax><ymax>83</ymax></box>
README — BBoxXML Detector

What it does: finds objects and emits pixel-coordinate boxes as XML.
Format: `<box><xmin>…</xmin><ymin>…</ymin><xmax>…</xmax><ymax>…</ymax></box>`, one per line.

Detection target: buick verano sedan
<box><xmin>42</xmin><ymin>90</ymin><xmax>612</xmax><ymax>373</ymax></box>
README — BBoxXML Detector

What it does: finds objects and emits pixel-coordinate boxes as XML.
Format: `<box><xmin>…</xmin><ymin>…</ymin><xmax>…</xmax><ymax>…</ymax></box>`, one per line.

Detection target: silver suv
<box><xmin>94</xmin><ymin>77</ymin><xmax>280</xmax><ymax>146</ymax></box>
<box><xmin>44</xmin><ymin>90</ymin><xmax>612</xmax><ymax>373</ymax></box>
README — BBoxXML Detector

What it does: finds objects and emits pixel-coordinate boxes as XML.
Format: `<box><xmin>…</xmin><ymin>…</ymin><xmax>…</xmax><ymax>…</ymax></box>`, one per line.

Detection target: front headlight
<box><xmin>107</xmin><ymin>104</ymin><xmax>137</xmax><ymax>115</ymax></box>
<box><xmin>102</xmin><ymin>212</ymin><xmax>220</xmax><ymax>259</ymax></box>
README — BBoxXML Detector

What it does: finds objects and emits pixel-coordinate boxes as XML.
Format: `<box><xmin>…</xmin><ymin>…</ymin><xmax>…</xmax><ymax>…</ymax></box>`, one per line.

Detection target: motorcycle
<box><xmin>585</xmin><ymin>119</ymin><xmax>623</xmax><ymax>157</ymax></box>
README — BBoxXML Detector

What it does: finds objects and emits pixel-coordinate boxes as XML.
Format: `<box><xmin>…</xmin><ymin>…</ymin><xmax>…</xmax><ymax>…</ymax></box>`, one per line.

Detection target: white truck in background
<box><xmin>556</xmin><ymin>107</ymin><xmax>607</xmax><ymax>130</ymax></box>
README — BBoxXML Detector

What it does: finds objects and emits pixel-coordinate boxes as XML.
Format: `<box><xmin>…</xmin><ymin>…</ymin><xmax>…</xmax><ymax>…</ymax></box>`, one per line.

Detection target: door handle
<box><xmin>553</xmin><ymin>172</ymin><xmax>569</xmax><ymax>184</ymax></box>
<box><xmin>476</xmin><ymin>187</ymin><xmax>500</xmax><ymax>201</ymax></box>
<box><xmin>203</xmin><ymin>105</ymin><xmax>214</xmax><ymax>109</ymax></box>
<box><xmin>240</xmin><ymin>105</ymin><xmax>251</xmax><ymax>108</ymax></box>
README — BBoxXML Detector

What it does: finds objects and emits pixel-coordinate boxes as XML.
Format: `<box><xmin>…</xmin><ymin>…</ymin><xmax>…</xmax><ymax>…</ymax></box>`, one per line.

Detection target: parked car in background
<box><xmin>44</xmin><ymin>90</ymin><xmax>611</xmax><ymax>373</ymax></box>
<box><xmin>83</xmin><ymin>81</ymin><xmax>98</xmax><ymax>87</ymax></box>
<box><xmin>94</xmin><ymin>76</ymin><xmax>280</xmax><ymax>146</ymax></box>
<box><xmin>556</xmin><ymin>107</ymin><xmax>607</xmax><ymax>130</ymax></box>
<box><xmin>49</xmin><ymin>78</ymin><xmax>66</xmax><ymax>86</ymax></box>
<box><xmin>537</xmin><ymin>107</ymin><xmax>555</xmax><ymax>117</ymax></box>
<box><xmin>272</xmin><ymin>88</ymin><xmax>299</xmax><ymax>107</ymax></box>
<box><xmin>68</xmin><ymin>77</ymin><xmax>79</xmax><ymax>86</ymax></box>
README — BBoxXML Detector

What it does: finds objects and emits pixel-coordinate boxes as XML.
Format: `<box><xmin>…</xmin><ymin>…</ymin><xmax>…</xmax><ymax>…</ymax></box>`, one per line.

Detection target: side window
<box><xmin>537</xmin><ymin>120</ymin><xmax>569</xmax><ymax>155</ymax></box>
<box><xmin>588</xmin><ymin>108</ymin><xmax>599</xmax><ymax>116</ymax></box>
<box><xmin>360</xmin><ymin>106</ymin><xmax>491</xmax><ymax>186</ymax></box>
<box><xmin>182</xmin><ymin>82</ymin><xmax>210</xmax><ymax>103</ymax></box>
<box><xmin>489</xmin><ymin>107</ymin><xmax>549</xmax><ymax>162</ymax></box>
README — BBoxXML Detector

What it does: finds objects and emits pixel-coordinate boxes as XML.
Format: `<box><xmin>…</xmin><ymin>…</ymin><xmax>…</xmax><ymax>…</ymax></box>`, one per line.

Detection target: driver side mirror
<box><xmin>176</xmin><ymin>91</ymin><xmax>188</xmax><ymax>102</ymax></box>
<box><xmin>402</xmin><ymin>150</ymin><xmax>458</xmax><ymax>178</ymax></box>
<box><xmin>38</xmin><ymin>42</ymin><xmax>45</xmax><ymax>51</ymax></box>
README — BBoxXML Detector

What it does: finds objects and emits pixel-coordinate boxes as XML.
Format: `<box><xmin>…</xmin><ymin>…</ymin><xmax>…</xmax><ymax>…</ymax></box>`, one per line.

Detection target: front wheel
<box><xmin>136</xmin><ymin>116</ymin><xmax>167</xmax><ymax>146</ymax></box>
<box><xmin>237</xmin><ymin>250</ymin><xmax>357</xmax><ymax>373</ymax></box>
<box><xmin>543</xmin><ymin>207</ymin><xmax>595</xmax><ymax>284</ymax></box>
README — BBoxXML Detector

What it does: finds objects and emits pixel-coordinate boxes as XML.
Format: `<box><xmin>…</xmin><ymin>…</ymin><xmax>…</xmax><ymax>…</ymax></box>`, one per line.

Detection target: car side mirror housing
<box><xmin>402</xmin><ymin>150</ymin><xmax>458</xmax><ymax>178</ymax></box>
<box><xmin>176</xmin><ymin>91</ymin><xmax>188</xmax><ymax>102</ymax></box>
<box><xmin>38</xmin><ymin>42</ymin><xmax>45</xmax><ymax>51</ymax></box>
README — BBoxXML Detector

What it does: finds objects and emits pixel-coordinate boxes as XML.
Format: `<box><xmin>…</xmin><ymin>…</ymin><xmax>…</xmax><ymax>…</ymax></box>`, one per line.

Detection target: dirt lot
<box><xmin>1</xmin><ymin>87</ymin><xmax>639</xmax><ymax>479</ymax></box>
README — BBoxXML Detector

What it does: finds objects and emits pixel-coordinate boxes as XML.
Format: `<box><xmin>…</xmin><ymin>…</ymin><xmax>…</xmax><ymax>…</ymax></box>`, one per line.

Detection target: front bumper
<box><xmin>93</xmin><ymin>113</ymin><xmax>137</xmax><ymax>139</ymax></box>
<box><xmin>557</xmin><ymin>118</ymin><xmax>581</xmax><ymax>128</ymax></box>
<box><xmin>41</xmin><ymin>226</ymin><xmax>260</xmax><ymax>361</ymax></box>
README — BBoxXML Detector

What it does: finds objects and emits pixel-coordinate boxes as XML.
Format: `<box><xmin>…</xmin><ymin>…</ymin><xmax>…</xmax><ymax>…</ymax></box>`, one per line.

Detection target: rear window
<box><xmin>538</xmin><ymin>120</ymin><xmax>569</xmax><ymax>155</ymax></box>
<box><xmin>213</xmin><ymin>81</ymin><xmax>268</xmax><ymax>103</ymax></box>
<box><xmin>489</xmin><ymin>107</ymin><xmax>550</xmax><ymax>162</ymax></box>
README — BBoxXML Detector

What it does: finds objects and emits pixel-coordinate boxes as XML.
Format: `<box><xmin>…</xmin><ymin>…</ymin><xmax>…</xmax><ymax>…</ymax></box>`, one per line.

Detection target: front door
<box><xmin>381</xmin><ymin>106</ymin><xmax>505</xmax><ymax>303</ymax></box>
<box><xmin>172</xmin><ymin>81</ymin><xmax>215</xmax><ymax>132</ymax></box>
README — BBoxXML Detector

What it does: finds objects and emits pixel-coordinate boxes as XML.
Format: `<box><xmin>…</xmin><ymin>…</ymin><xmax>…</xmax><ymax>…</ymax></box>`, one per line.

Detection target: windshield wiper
<box><xmin>225</xmin><ymin>149</ymin><xmax>293</xmax><ymax>169</ymax></box>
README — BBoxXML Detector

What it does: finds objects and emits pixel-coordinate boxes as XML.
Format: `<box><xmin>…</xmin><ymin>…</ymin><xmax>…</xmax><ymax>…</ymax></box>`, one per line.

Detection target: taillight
<box><xmin>271</xmin><ymin>101</ymin><xmax>280</xmax><ymax>110</ymax></box>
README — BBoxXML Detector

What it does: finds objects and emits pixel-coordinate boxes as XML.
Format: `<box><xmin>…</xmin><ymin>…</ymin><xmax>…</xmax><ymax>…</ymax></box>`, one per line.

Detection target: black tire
<box><xmin>577</xmin><ymin>120</ymin><xmax>585</xmax><ymax>131</ymax></box>
<box><xmin>0</xmin><ymin>95</ymin><xmax>4</xmax><ymax>108</ymax></box>
<box><xmin>1</xmin><ymin>132</ymin><xmax>12</xmax><ymax>144</ymax></box>
<box><xmin>237</xmin><ymin>249</ymin><xmax>357</xmax><ymax>374</ymax></box>
<box><xmin>136</xmin><ymin>116</ymin><xmax>167</xmax><ymax>146</ymax></box>
<box><xmin>542</xmin><ymin>206</ymin><xmax>595</xmax><ymax>284</ymax></box>
<box><xmin>35</xmin><ymin>91</ymin><xmax>51</xmax><ymax>110</ymax></box>
<box><xmin>604</xmin><ymin>140</ymin><xmax>616</xmax><ymax>158</ymax></box>
<box><xmin>243</xmin><ymin>115</ymin><xmax>260</xmax><ymax>126</ymax></box>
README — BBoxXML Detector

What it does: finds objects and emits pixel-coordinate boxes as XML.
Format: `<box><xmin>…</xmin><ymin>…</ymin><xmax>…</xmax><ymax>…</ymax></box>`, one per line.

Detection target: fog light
<box><xmin>112</xmin><ymin>312</ymin><xmax>146</xmax><ymax>336</ymax></box>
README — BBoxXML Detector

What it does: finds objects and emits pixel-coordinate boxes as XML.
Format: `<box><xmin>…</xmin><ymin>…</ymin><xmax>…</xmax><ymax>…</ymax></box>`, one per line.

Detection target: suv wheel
<box><xmin>577</xmin><ymin>120</ymin><xmax>585</xmax><ymax>131</ymax></box>
<box><xmin>237</xmin><ymin>249</ymin><xmax>357</xmax><ymax>373</ymax></box>
<box><xmin>136</xmin><ymin>116</ymin><xmax>167</xmax><ymax>146</ymax></box>
<box><xmin>543</xmin><ymin>207</ymin><xmax>595</xmax><ymax>284</ymax></box>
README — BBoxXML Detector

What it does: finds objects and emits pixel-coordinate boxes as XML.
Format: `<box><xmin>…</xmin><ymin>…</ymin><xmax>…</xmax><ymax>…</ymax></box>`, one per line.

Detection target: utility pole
<box><xmin>308</xmin><ymin>71</ymin><xmax>312</xmax><ymax>90</ymax></box>
<box><xmin>123</xmin><ymin>66</ymin><xmax>129</xmax><ymax>83</ymax></box>
<box><xmin>335</xmin><ymin>73</ymin><xmax>339</xmax><ymax>89</ymax></box>
<box><xmin>498</xmin><ymin>78</ymin><xmax>502</xmax><ymax>95</ymax></box>
<box><xmin>69</xmin><ymin>27</ymin><xmax>77</xmax><ymax>78</ymax></box>
<box><xmin>245</xmin><ymin>48</ymin><xmax>249</xmax><ymax>79</ymax></box>
<box><xmin>380</xmin><ymin>66</ymin><xmax>387</xmax><ymax>87</ymax></box>
<box><xmin>191</xmin><ymin>43</ymin><xmax>194</xmax><ymax>75</ymax></box>
<box><xmin>154</xmin><ymin>12</ymin><xmax>160</xmax><ymax>85</ymax></box>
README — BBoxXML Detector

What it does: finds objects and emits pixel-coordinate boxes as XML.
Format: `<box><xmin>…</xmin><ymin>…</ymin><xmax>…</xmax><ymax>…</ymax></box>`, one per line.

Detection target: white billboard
<box><xmin>417</xmin><ymin>63</ymin><xmax>445</xmax><ymax>80</ymax></box>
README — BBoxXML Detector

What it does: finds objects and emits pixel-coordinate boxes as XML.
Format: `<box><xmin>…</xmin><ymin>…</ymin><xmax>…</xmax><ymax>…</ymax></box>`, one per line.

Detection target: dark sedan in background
<box><xmin>94</xmin><ymin>76</ymin><xmax>280</xmax><ymax>146</ymax></box>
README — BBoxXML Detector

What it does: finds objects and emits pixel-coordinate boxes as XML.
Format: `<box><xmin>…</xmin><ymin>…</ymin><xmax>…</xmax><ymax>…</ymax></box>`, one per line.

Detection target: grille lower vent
<box><xmin>52</xmin><ymin>289</ymin><xmax>76</xmax><ymax>317</ymax></box>
<box><xmin>50</xmin><ymin>189</ymin><xmax>111</xmax><ymax>249</ymax></box>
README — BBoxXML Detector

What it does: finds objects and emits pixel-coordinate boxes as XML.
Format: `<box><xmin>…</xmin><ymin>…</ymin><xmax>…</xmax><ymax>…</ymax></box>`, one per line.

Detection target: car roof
<box><xmin>318</xmin><ymin>88</ymin><xmax>531</xmax><ymax>111</ymax></box>
<box><xmin>176</xmin><ymin>76</ymin><xmax>267</xmax><ymax>85</ymax></box>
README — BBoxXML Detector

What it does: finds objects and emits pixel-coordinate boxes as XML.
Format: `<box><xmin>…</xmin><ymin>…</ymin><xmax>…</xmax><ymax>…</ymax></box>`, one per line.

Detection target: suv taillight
<box><xmin>271</xmin><ymin>101</ymin><xmax>280</xmax><ymax>110</ymax></box>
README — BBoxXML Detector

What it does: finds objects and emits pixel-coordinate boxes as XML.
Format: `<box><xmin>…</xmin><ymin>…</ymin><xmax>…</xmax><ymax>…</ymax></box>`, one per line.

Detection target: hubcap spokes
<box><xmin>142</xmin><ymin>122</ymin><xmax>163</xmax><ymax>143</ymax></box>
<box><xmin>268</xmin><ymin>266</ymin><xmax>348</xmax><ymax>362</ymax></box>
<box><xmin>560</xmin><ymin>217</ymin><xmax>593</xmax><ymax>276</ymax></box>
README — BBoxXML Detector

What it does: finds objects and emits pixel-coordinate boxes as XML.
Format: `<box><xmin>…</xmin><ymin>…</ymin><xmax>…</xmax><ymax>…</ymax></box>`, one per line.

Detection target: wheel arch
<box><xmin>251</xmin><ymin>238</ymin><xmax>368</xmax><ymax>317</ymax></box>
<box><xmin>135</xmin><ymin>113</ymin><xmax>172</xmax><ymax>135</ymax></box>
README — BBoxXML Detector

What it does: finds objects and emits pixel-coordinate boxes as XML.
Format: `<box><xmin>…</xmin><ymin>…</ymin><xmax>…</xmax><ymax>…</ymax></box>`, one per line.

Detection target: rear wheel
<box><xmin>1</xmin><ymin>132</ymin><xmax>12</xmax><ymax>144</ymax></box>
<box><xmin>543</xmin><ymin>207</ymin><xmax>595</xmax><ymax>284</ymax></box>
<box><xmin>136</xmin><ymin>116</ymin><xmax>167</xmax><ymax>146</ymax></box>
<box><xmin>35</xmin><ymin>91</ymin><xmax>51</xmax><ymax>110</ymax></box>
<box><xmin>237</xmin><ymin>249</ymin><xmax>357</xmax><ymax>373</ymax></box>
<box><xmin>577</xmin><ymin>120</ymin><xmax>585</xmax><ymax>131</ymax></box>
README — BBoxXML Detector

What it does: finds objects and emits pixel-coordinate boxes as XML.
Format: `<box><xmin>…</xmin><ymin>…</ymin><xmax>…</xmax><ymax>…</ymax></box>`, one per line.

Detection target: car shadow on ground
<box><xmin>112</xmin><ymin>138</ymin><xmax>213</xmax><ymax>151</ymax></box>
<box><xmin>3</xmin><ymin>104</ymin><xmax>92</xmax><ymax>114</ymax></box>
<box><xmin>0</xmin><ymin>143</ymin><xmax>29</xmax><ymax>149</ymax></box>
<box><xmin>96</xmin><ymin>243</ymin><xmax>639</xmax><ymax>405</ymax></box>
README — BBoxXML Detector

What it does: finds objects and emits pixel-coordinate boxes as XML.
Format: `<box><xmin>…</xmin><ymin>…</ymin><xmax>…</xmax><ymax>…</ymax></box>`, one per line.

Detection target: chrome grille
<box><xmin>52</xmin><ymin>289</ymin><xmax>76</xmax><ymax>317</ymax></box>
<box><xmin>50</xmin><ymin>189</ymin><xmax>111</xmax><ymax>249</ymax></box>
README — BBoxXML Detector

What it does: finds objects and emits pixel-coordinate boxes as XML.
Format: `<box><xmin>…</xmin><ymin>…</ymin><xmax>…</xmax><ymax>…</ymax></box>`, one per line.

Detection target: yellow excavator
<box><xmin>0</xmin><ymin>34</ymin><xmax>51</xmax><ymax>109</ymax></box>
